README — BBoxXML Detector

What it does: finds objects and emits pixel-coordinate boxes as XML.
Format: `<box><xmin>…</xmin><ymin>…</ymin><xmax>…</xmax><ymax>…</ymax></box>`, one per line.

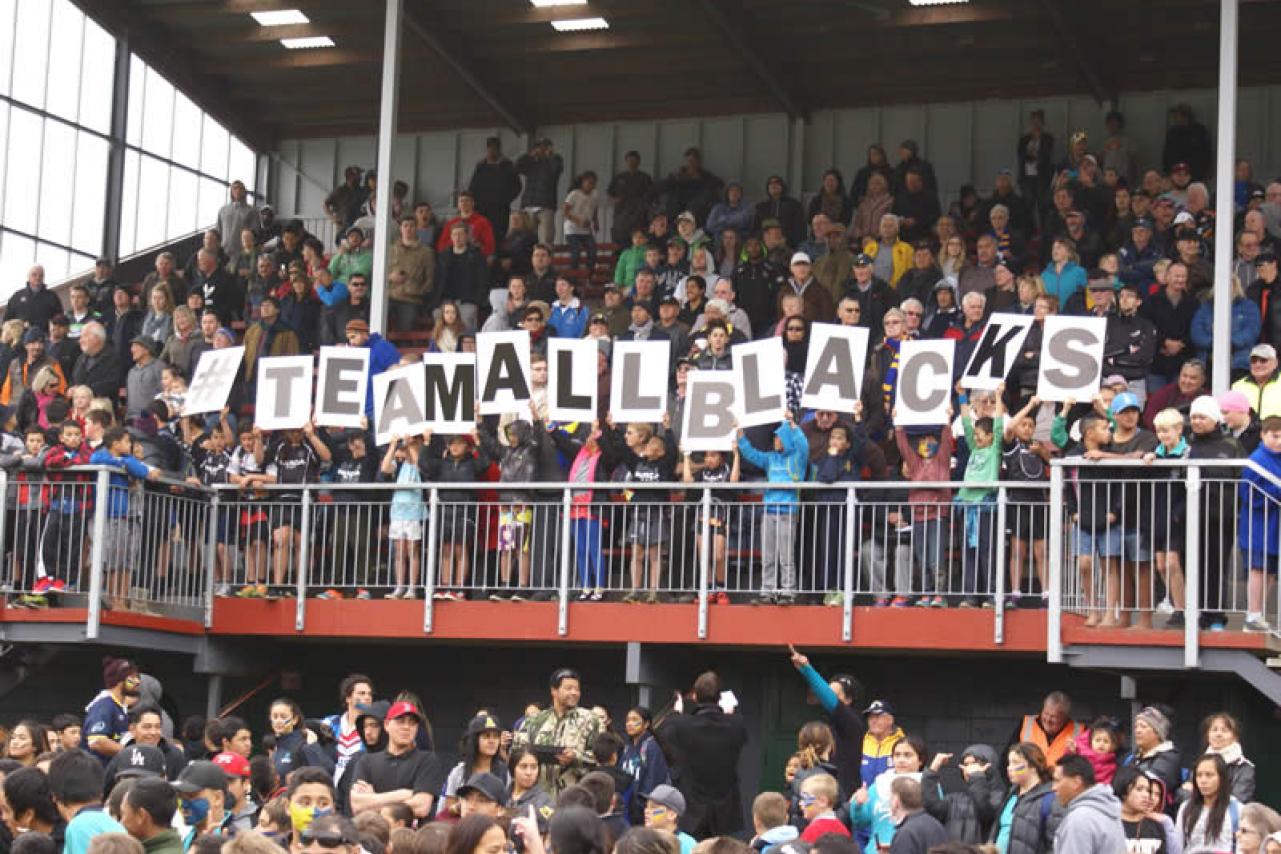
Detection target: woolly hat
<box><xmin>103</xmin><ymin>656</ymin><xmax>138</xmax><ymax>688</ymax></box>
<box><xmin>1135</xmin><ymin>705</ymin><xmax>1171</xmax><ymax>741</ymax></box>
<box><xmin>1190</xmin><ymin>395</ymin><xmax>1222</xmax><ymax>424</ymax></box>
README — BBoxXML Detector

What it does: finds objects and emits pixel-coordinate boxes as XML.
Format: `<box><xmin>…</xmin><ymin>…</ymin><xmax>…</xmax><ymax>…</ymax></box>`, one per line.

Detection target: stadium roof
<box><xmin>74</xmin><ymin>0</ymin><xmax>1281</xmax><ymax>148</ymax></box>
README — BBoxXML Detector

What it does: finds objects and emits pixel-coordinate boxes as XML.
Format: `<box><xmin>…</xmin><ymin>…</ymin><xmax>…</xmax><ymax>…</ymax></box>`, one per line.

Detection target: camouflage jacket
<box><xmin>512</xmin><ymin>705</ymin><xmax>601</xmax><ymax>795</ymax></box>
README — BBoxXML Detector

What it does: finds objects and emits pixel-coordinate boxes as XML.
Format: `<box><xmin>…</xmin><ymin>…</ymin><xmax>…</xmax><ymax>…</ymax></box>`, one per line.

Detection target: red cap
<box><xmin>212</xmin><ymin>752</ymin><xmax>251</xmax><ymax>778</ymax></box>
<box><xmin>385</xmin><ymin>701</ymin><xmax>425</xmax><ymax>724</ymax></box>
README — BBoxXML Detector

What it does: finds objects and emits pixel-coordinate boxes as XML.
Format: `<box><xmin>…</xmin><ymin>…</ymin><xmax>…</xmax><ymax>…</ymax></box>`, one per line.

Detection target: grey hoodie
<box><xmin>1054</xmin><ymin>784</ymin><xmax>1127</xmax><ymax>854</ymax></box>
<box><xmin>137</xmin><ymin>674</ymin><xmax>174</xmax><ymax>741</ymax></box>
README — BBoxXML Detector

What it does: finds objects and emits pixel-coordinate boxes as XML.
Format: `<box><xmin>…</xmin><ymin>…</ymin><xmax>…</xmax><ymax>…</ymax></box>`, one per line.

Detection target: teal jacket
<box><xmin>737</xmin><ymin>422</ymin><xmax>808</xmax><ymax>514</ymax></box>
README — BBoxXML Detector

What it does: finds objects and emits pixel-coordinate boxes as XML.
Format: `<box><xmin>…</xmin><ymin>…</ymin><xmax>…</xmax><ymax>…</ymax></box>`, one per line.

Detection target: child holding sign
<box><xmin>683</xmin><ymin>444</ymin><xmax>741</xmax><ymax>605</ymax></box>
<box><xmin>736</xmin><ymin>412</ymin><xmax>808</xmax><ymax>606</ymax></box>
<box><xmin>381</xmin><ymin>433</ymin><xmax>425</xmax><ymax>600</ymax></box>
<box><xmin>602</xmin><ymin>413</ymin><xmax>677</xmax><ymax>604</ymax></box>
<box><xmin>956</xmin><ymin>387</ymin><xmax>1006</xmax><ymax>608</ymax></box>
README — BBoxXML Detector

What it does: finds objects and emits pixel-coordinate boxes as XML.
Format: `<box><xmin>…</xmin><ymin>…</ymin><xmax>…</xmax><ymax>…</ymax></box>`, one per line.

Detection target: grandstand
<box><xmin>3</xmin><ymin>0</ymin><xmax>1281</xmax><ymax>800</ymax></box>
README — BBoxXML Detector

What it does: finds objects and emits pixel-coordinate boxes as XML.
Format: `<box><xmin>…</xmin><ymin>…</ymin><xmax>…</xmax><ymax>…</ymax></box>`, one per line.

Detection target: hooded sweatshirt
<box><xmin>1054</xmin><ymin>785</ymin><xmax>1127</xmax><ymax>854</ymax></box>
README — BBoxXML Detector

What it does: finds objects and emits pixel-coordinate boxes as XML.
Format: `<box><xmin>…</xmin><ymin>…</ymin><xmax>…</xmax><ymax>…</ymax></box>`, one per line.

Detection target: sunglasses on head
<box><xmin>300</xmin><ymin>830</ymin><xmax>355</xmax><ymax>849</ymax></box>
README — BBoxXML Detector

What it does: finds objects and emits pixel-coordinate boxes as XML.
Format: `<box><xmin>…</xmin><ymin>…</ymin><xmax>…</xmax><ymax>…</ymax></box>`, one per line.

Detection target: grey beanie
<box><xmin>1136</xmin><ymin>706</ymin><xmax>1171</xmax><ymax>741</ymax></box>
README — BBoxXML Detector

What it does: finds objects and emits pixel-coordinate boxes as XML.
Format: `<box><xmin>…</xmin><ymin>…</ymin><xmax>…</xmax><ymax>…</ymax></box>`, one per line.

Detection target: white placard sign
<box><xmin>959</xmin><ymin>313</ymin><xmax>1035</xmax><ymax>391</ymax></box>
<box><xmin>254</xmin><ymin>355</ymin><xmax>314</xmax><ymax>430</ymax></box>
<box><xmin>732</xmin><ymin>337</ymin><xmax>787</xmax><ymax>427</ymax></box>
<box><xmin>801</xmin><ymin>324</ymin><xmax>869</xmax><ymax>414</ymax></box>
<box><xmin>681</xmin><ymin>369</ymin><xmax>738</xmax><ymax>452</ymax></box>
<box><xmin>372</xmin><ymin>363</ymin><xmax>428</xmax><ymax>445</ymax></box>
<box><xmin>477</xmin><ymin>330</ymin><xmax>532</xmax><ymax>415</ymax></box>
<box><xmin>895</xmin><ymin>339</ymin><xmax>955</xmax><ymax>427</ymax></box>
<box><xmin>610</xmin><ymin>340</ymin><xmax>670</xmax><ymax>422</ymax></box>
<box><xmin>183</xmin><ymin>347</ymin><xmax>244</xmax><ymax>416</ymax></box>
<box><xmin>421</xmin><ymin>352</ymin><xmax>477</xmax><ymax>434</ymax></box>
<box><xmin>315</xmin><ymin>346</ymin><xmax>370</xmax><ymax>428</ymax></box>
<box><xmin>548</xmin><ymin>338</ymin><xmax>599</xmax><ymax>423</ymax></box>
<box><xmin>1036</xmin><ymin>315</ymin><xmax>1107</xmax><ymax>402</ymax></box>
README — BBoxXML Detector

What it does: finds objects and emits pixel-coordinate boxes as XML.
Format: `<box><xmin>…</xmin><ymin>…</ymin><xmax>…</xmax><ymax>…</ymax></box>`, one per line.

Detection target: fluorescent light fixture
<box><xmin>251</xmin><ymin>9</ymin><xmax>309</xmax><ymax>25</ymax></box>
<box><xmin>908</xmin><ymin>0</ymin><xmax>970</xmax><ymax>5</ymax></box>
<box><xmin>280</xmin><ymin>35</ymin><xmax>334</xmax><ymax>48</ymax></box>
<box><xmin>550</xmin><ymin>16</ymin><xmax>608</xmax><ymax>31</ymax></box>
<box><xmin>530</xmin><ymin>0</ymin><xmax>587</xmax><ymax>6</ymax></box>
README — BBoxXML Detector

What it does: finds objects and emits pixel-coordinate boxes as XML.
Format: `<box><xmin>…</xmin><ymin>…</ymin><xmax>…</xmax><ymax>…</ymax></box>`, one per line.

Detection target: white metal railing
<box><xmin>2</xmin><ymin>459</ymin><xmax>1278</xmax><ymax>657</ymax></box>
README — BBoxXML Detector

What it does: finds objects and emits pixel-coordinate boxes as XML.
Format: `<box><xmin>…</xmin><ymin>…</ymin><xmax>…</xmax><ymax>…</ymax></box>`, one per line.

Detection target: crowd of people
<box><xmin>3</xmin><ymin>111</ymin><xmax>1281</xmax><ymax>627</ymax></box>
<box><xmin>0</xmin><ymin>657</ymin><xmax>1276</xmax><ymax>854</ymax></box>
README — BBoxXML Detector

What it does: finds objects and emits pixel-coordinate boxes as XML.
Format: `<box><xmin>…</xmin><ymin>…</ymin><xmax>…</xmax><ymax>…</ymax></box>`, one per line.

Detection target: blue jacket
<box><xmin>549</xmin><ymin>300</ymin><xmax>588</xmax><ymax>340</ymax></box>
<box><xmin>706</xmin><ymin>201</ymin><xmax>754</xmax><ymax>240</ymax></box>
<box><xmin>88</xmin><ymin>448</ymin><xmax>151</xmax><ymax>518</ymax></box>
<box><xmin>1191</xmin><ymin>297</ymin><xmax>1260</xmax><ymax>372</ymax></box>
<box><xmin>1117</xmin><ymin>242</ymin><xmax>1163</xmax><ymax>287</ymax></box>
<box><xmin>737</xmin><ymin>422</ymin><xmax>808</xmax><ymax>513</ymax></box>
<box><xmin>363</xmin><ymin>333</ymin><xmax>402</xmax><ymax>415</ymax></box>
<box><xmin>619</xmin><ymin>733</ymin><xmax>670</xmax><ymax>825</ymax></box>
<box><xmin>1240</xmin><ymin>443</ymin><xmax>1281</xmax><ymax>562</ymax></box>
<box><xmin>1040</xmin><ymin>261</ymin><xmax>1087</xmax><ymax>306</ymax></box>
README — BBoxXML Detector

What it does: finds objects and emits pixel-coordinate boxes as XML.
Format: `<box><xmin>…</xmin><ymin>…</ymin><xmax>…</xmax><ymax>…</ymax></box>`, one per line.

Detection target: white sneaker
<box><xmin>1244</xmin><ymin>614</ymin><xmax>1271</xmax><ymax>633</ymax></box>
<box><xmin>215</xmin><ymin>583</ymin><xmax>232</xmax><ymax>597</ymax></box>
<box><xmin>385</xmin><ymin>587</ymin><xmax>405</xmax><ymax>600</ymax></box>
<box><xmin>402</xmin><ymin>589</ymin><xmax>417</xmax><ymax>600</ymax></box>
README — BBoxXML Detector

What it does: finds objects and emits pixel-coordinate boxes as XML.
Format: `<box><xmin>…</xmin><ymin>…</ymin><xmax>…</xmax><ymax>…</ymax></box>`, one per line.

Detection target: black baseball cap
<box><xmin>457</xmin><ymin>772</ymin><xmax>507</xmax><ymax>804</ymax></box>
<box><xmin>172</xmin><ymin>760</ymin><xmax>228</xmax><ymax>795</ymax></box>
<box><xmin>115</xmin><ymin>744</ymin><xmax>166</xmax><ymax>780</ymax></box>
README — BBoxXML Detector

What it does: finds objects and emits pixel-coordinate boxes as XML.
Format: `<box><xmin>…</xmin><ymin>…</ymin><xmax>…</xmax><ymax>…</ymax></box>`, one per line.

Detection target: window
<box><xmin>119</xmin><ymin>55</ymin><xmax>259</xmax><ymax>256</ymax></box>
<box><xmin>0</xmin><ymin>0</ymin><xmax>258</xmax><ymax>302</ymax></box>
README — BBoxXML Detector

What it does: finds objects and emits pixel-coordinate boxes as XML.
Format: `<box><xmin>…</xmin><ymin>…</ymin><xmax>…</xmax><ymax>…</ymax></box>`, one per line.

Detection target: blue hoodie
<box><xmin>1240</xmin><ymin>441</ymin><xmax>1281</xmax><ymax>562</ymax></box>
<box><xmin>88</xmin><ymin>448</ymin><xmax>152</xmax><ymax>518</ymax></box>
<box><xmin>737</xmin><ymin>422</ymin><xmax>808</xmax><ymax>514</ymax></box>
<box><xmin>363</xmin><ymin>332</ymin><xmax>402</xmax><ymax>415</ymax></box>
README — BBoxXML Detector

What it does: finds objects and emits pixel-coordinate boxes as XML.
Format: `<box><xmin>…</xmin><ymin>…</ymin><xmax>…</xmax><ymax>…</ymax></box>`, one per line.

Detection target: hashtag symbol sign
<box><xmin>185</xmin><ymin>347</ymin><xmax>244</xmax><ymax>415</ymax></box>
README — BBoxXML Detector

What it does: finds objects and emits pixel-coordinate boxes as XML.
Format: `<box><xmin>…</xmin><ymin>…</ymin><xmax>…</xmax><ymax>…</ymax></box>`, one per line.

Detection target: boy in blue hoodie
<box><xmin>89</xmin><ymin>426</ymin><xmax>161</xmax><ymax>610</ymax></box>
<box><xmin>737</xmin><ymin>411</ymin><xmax>808</xmax><ymax>605</ymax></box>
<box><xmin>1240</xmin><ymin>415</ymin><xmax>1281</xmax><ymax>632</ymax></box>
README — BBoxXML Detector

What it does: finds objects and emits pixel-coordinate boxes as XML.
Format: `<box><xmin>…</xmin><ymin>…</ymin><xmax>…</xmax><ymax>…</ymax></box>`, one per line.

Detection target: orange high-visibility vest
<box><xmin>1019</xmin><ymin>715</ymin><xmax>1083</xmax><ymax>766</ymax></box>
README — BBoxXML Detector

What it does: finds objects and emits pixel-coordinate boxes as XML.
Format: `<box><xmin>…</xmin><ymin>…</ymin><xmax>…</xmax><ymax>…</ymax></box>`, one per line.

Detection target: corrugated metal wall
<box><xmin>269</xmin><ymin>85</ymin><xmax>1281</xmax><ymax>225</ymax></box>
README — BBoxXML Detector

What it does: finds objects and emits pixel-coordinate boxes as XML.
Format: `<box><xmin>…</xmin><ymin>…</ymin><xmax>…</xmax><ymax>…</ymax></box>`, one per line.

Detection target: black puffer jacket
<box><xmin>988</xmin><ymin>781</ymin><xmax>1060</xmax><ymax>854</ymax></box>
<box><xmin>479</xmin><ymin>419</ymin><xmax>544</xmax><ymax>504</ymax></box>
<box><xmin>922</xmin><ymin>755</ymin><xmax>1004</xmax><ymax>843</ymax></box>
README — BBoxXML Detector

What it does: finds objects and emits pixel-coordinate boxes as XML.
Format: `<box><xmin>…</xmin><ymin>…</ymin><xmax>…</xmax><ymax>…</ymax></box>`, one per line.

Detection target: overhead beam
<box><xmin>402</xmin><ymin>7</ymin><xmax>531</xmax><ymax>135</ymax></box>
<box><xmin>695</xmin><ymin>0</ymin><xmax>806</xmax><ymax>119</ymax></box>
<box><xmin>1037</xmin><ymin>0</ymin><xmax>1115</xmax><ymax>105</ymax></box>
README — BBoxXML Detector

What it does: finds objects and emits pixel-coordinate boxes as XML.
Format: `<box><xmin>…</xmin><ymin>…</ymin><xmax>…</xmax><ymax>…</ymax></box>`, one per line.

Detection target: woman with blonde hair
<box><xmin>939</xmin><ymin>236</ymin><xmax>970</xmax><ymax>283</ymax></box>
<box><xmin>0</xmin><ymin>319</ymin><xmax>25</xmax><ymax>374</ymax></box>
<box><xmin>1015</xmin><ymin>274</ymin><xmax>1044</xmax><ymax>314</ymax></box>
<box><xmin>16</xmin><ymin>364</ymin><xmax>64</xmax><ymax>431</ymax></box>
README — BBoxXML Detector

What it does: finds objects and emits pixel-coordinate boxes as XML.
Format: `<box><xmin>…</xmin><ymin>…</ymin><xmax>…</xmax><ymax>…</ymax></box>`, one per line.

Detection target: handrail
<box><xmin>208</xmin><ymin>479</ymin><xmax>1034</xmax><ymax>492</ymax></box>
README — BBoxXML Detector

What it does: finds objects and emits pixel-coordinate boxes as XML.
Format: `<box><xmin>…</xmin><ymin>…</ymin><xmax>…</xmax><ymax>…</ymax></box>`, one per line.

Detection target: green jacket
<box><xmin>328</xmin><ymin>248</ymin><xmax>373</xmax><ymax>284</ymax></box>
<box><xmin>958</xmin><ymin>414</ymin><xmax>1004</xmax><ymax>502</ymax></box>
<box><xmin>142</xmin><ymin>830</ymin><xmax>184</xmax><ymax>854</ymax></box>
<box><xmin>613</xmin><ymin>245</ymin><xmax>648</xmax><ymax>289</ymax></box>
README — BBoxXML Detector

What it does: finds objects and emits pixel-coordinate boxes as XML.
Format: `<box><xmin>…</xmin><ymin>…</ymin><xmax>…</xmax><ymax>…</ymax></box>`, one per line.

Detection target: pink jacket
<box><xmin>1074</xmin><ymin>727</ymin><xmax>1118</xmax><ymax>785</ymax></box>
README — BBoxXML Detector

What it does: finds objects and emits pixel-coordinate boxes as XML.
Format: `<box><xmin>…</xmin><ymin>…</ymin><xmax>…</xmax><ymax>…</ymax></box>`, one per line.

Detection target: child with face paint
<box><xmin>286</xmin><ymin>768</ymin><xmax>338</xmax><ymax>843</ymax></box>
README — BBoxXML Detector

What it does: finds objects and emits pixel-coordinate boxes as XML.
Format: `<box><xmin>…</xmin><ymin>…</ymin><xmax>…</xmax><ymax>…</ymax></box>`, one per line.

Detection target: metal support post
<box><xmin>367</xmin><ymin>0</ymin><xmax>404</xmax><ymax>335</ymax></box>
<box><xmin>842</xmin><ymin>487</ymin><xmax>857</xmax><ymax>642</ymax></box>
<box><xmin>102</xmin><ymin>37</ymin><xmax>130</xmax><ymax>263</ymax></box>
<box><xmin>86</xmin><ymin>469</ymin><xmax>110</xmax><ymax>640</ymax></box>
<box><xmin>1211</xmin><ymin>0</ymin><xmax>1238</xmax><ymax>394</ymax></box>
<box><xmin>994</xmin><ymin>487</ymin><xmax>1007</xmax><ymax>645</ymax></box>
<box><xmin>1185</xmin><ymin>466</ymin><xmax>1202</xmax><ymax>668</ymax></box>
<box><xmin>558</xmin><ymin>489</ymin><xmax>572</xmax><ymax>636</ymax></box>
<box><xmin>423</xmin><ymin>489</ymin><xmax>439</xmax><ymax>634</ymax></box>
<box><xmin>295</xmin><ymin>489</ymin><xmax>311</xmax><ymax>631</ymax></box>
<box><xmin>205</xmin><ymin>673</ymin><xmax>224</xmax><ymax>720</ymax></box>
<box><xmin>204</xmin><ymin>489</ymin><xmax>219</xmax><ymax>628</ymax></box>
<box><xmin>697</xmin><ymin>488</ymin><xmax>712</xmax><ymax>640</ymax></box>
<box><xmin>1047</xmin><ymin>465</ymin><xmax>1064</xmax><ymax>662</ymax></box>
